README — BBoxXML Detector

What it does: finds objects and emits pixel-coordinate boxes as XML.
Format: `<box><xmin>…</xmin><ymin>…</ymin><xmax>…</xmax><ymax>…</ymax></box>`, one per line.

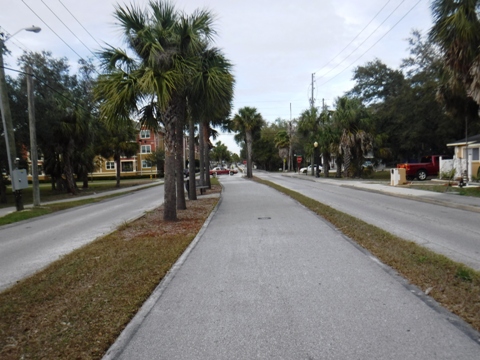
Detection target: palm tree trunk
<box><xmin>63</xmin><ymin>140</ymin><xmax>77</xmax><ymax>195</ymax></box>
<box><xmin>115</xmin><ymin>153</ymin><xmax>121</xmax><ymax>188</ymax></box>
<box><xmin>188</xmin><ymin>116</ymin><xmax>197</xmax><ymax>200</ymax></box>
<box><xmin>343</xmin><ymin>149</ymin><xmax>351</xmax><ymax>178</ymax></box>
<box><xmin>82</xmin><ymin>173</ymin><xmax>89</xmax><ymax>189</ymax></box>
<box><xmin>322</xmin><ymin>153</ymin><xmax>330</xmax><ymax>178</ymax></box>
<box><xmin>163</xmin><ymin>103</ymin><xmax>179</xmax><ymax>221</ymax></box>
<box><xmin>246</xmin><ymin>131</ymin><xmax>253</xmax><ymax>178</ymax></box>
<box><xmin>202</xmin><ymin>121</ymin><xmax>211</xmax><ymax>188</ymax></box>
<box><xmin>175</xmin><ymin>99</ymin><xmax>186</xmax><ymax>210</ymax></box>
<box><xmin>335</xmin><ymin>156</ymin><xmax>342</xmax><ymax>178</ymax></box>
<box><xmin>199</xmin><ymin>121</ymin><xmax>205</xmax><ymax>185</ymax></box>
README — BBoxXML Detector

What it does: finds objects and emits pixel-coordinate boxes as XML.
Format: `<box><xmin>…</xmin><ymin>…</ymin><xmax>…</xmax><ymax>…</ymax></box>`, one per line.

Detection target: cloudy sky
<box><xmin>1</xmin><ymin>0</ymin><xmax>433</xmax><ymax>154</ymax></box>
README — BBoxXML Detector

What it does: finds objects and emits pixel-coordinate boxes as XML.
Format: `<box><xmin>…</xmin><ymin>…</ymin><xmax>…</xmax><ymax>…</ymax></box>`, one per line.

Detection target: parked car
<box><xmin>300</xmin><ymin>164</ymin><xmax>322</xmax><ymax>174</ymax></box>
<box><xmin>362</xmin><ymin>161</ymin><xmax>374</xmax><ymax>169</ymax></box>
<box><xmin>396</xmin><ymin>155</ymin><xmax>451</xmax><ymax>181</ymax></box>
<box><xmin>209</xmin><ymin>167</ymin><xmax>237</xmax><ymax>175</ymax></box>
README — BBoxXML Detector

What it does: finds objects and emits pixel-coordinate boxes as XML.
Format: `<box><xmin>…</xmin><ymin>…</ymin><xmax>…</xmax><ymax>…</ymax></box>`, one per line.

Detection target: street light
<box><xmin>0</xmin><ymin>26</ymin><xmax>42</xmax><ymax>210</ymax></box>
<box><xmin>314</xmin><ymin>141</ymin><xmax>319</xmax><ymax>178</ymax></box>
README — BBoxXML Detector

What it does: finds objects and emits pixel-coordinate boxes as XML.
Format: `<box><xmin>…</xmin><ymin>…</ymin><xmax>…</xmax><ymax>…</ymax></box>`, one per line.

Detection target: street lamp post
<box><xmin>314</xmin><ymin>141</ymin><xmax>319</xmax><ymax>178</ymax></box>
<box><xmin>0</xmin><ymin>26</ymin><xmax>41</xmax><ymax>210</ymax></box>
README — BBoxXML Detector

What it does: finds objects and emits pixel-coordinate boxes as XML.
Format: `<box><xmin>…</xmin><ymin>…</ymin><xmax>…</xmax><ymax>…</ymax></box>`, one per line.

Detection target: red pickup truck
<box><xmin>397</xmin><ymin>155</ymin><xmax>445</xmax><ymax>181</ymax></box>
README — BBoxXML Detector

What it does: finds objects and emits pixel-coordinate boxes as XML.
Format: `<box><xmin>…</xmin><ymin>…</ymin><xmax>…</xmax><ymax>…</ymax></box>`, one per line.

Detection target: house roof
<box><xmin>447</xmin><ymin>134</ymin><xmax>480</xmax><ymax>147</ymax></box>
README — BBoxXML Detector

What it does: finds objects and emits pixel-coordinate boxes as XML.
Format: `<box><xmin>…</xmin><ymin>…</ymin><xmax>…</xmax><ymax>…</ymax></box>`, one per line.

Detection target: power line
<box><xmin>40</xmin><ymin>0</ymin><xmax>100</xmax><ymax>61</ymax></box>
<box><xmin>313</xmin><ymin>0</ymin><xmax>395</xmax><ymax>75</ymax></box>
<box><xmin>58</xmin><ymin>0</ymin><xmax>103</xmax><ymax>48</ymax></box>
<box><xmin>317</xmin><ymin>0</ymin><xmax>423</xmax><ymax>88</ymax></box>
<box><xmin>1</xmin><ymin>65</ymin><xmax>90</xmax><ymax>113</ymax></box>
<box><xmin>317</xmin><ymin>0</ymin><xmax>407</xmax><ymax>82</ymax></box>
<box><xmin>21</xmin><ymin>0</ymin><xmax>88</xmax><ymax>63</ymax></box>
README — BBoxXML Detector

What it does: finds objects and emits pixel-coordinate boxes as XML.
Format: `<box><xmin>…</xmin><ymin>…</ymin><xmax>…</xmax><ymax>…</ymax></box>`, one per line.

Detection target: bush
<box><xmin>440</xmin><ymin>168</ymin><xmax>455</xmax><ymax>181</ymax></box>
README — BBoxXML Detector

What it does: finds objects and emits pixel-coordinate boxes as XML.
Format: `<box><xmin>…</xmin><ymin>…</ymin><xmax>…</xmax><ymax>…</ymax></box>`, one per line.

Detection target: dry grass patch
<box><xmin>255</xmin><ymin>177</ymin><xmax>480</xmax><ymax>332</ymax></box>
<box><xmin>0</xmin><ymin>185</ymin><xmax>220</xmax><ymax>360</ymax></box>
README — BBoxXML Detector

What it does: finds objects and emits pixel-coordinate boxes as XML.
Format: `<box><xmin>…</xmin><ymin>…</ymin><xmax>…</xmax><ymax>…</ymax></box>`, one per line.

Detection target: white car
<box><xmin>300</xmin><ymin>164</ymin><xmax>322</xmax><ymax>174</ymax></box>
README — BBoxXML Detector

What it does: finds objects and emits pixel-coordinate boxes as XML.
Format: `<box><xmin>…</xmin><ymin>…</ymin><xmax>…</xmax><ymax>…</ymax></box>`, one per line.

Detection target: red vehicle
<box><xmin>396</xmin><ymin>155</ymin><xmax>447</xmax><ymax>181</ymax></box>
<box><xmin>209</xmin><ymin>167</ymin><xmax>237</xmax><ymax>176</ymax></box>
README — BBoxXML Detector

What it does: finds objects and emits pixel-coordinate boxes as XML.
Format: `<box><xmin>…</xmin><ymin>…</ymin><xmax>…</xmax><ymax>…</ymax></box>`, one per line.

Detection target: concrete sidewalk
<box><xmin>103</xmin><ymin>175</ymin><xmax>480</xmax><ymax>360</ymax></box>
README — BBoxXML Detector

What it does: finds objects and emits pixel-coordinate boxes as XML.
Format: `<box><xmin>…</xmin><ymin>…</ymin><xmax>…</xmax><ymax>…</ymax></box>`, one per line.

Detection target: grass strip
<box><xmin>255</xmin><ymin>177</ymin><xmax>480</xmax><ymax>333</ymax></box>
<box><xmin>0</xmin><ymin>184</ymin><xmax>220</xmax><ymax>360</ymax></box>
<box><xmin>407</xmin><ymin>183</ymin><xmax>480</xmax><ymax>197</ymax></box>
<box><xmin>0</xmin><ymin>195</ymin><xmax>121</xmax><ymax>226</ymax></box>
<box><xmin>0</xmin><ymin>179</ymin><xmax>161</xmax><ymax>210</ymax></box>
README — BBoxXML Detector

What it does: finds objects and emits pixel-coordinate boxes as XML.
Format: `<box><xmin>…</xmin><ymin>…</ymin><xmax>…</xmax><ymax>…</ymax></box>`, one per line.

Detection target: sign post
<box><xmin>296</xmin><ymin>156</ymin><xmax>302</xmax><ymax>173</ymax></box>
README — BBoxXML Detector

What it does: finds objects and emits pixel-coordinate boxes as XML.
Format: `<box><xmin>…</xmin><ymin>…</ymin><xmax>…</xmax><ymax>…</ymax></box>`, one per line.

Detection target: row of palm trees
<box><xmin>289</xmin><ymin>96</ymin><xmax>373</xmax><ymax>178</ymax></box>
<box><xmin>94</xmin><ymin>1</ymin><xmax>234</xmax><ymax>221</ymax></box>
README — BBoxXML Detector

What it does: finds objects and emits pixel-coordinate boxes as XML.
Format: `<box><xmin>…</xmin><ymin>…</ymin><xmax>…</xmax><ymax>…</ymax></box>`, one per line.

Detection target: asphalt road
<box><xmin>255</xmin><ymin>171</ymin><xmax>480</xmax><ymax>271</ymax></box>
<box><xmin>105</xmin><ymin>174</ymin><xmax>480</xmax><ymax>360</ymax></box>
<box><xmin>0</xmin><ymin>184</ymin><xmax>164</xmax><ymax>291</ymax></box>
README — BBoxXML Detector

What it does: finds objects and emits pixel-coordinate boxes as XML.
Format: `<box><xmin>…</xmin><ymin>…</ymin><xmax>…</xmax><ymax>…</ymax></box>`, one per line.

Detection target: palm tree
<box><xmin>189</xmin><ymin>47</ymin><xmax>234</xmax><ymax>190</ymax></box>
<box><xmin>318</xmin><ymin>107</ymin><xmax>336</xmax><ymax>178</ymax></box>
<box><xmin>429</xmin><ymin>0</ymin><xmax>480</xmax><ymax>91</ymax></box>
<box><xmin>429</xmin><ymin>0</ymin><xmax>480</xmax><ymax>178</ymax></box>
<box><xmin>95</xmin><ymin>1</ymin><xmax>218</xmax><ymax>221</ymax></box>
<box><xmin>333</xmin><ymin>96</ymin><xmax>373</xmax><ymax>178</ymax></box>
<box><xmin>297</xmin><ymin>107</ymin><xmax>321</xmax><ymax>175</ymax></box>
<box><xmin>429</xmin><ymin>1</ymin><xmax>480</xmax><ymax>108</ymax></box>
<box><xmin>274</xmin><ymin>129</ymin><xmax>290</xmax><ymax>171</ymax></box>
<box><xmin>233</xmin><ymin>107</ymin><xmax>264</xmax><ymax>178</ymax></box>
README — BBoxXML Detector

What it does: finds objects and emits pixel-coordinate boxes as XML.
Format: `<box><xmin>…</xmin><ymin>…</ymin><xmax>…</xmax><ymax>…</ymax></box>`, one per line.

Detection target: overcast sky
<box><xmin>1</xmin><ymin>0</ymin><xmax>433</xmax><ymax>155</ymax></box>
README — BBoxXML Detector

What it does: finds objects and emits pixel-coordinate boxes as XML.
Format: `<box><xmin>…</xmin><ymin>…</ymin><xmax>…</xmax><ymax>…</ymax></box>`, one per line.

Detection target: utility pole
<box><xmin>289</xmin><ymin>103</ymin><xmax>292</xmax><ymax>171</ymax></box>
<box><xmin>0</xmin><ymin>26</ymin><xmax>40</xmax><ymax>211</ymax></box>
<box><xmin>0</xmin><ymin>35</ymin><xmax>23</xmax><ymax>210</ymax></box>
<box><xmin>465</xmin><ymin>115</ymin><xmax>469</xmax><ymax>183</ymax></box>
<box><xmin>26</xmin><ymin>65</ymin><xmax>40</xmax><ymax>206</ymax></box>
<box><xmin>310</xmin><ymin>73</ymin><xmax>315</xmax><ymax>109</ymax></box>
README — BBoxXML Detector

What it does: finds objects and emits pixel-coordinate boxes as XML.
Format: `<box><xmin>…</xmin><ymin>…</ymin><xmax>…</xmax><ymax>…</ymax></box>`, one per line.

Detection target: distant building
<box><xmin>445</xmin><ymin>134</ymin><xmax>480</xmax><ymax>181</ymax></box>
<box><xmin>25</xmin><ymin>124</ymin><xmax>197</xmax><ymax>181</ymax></box>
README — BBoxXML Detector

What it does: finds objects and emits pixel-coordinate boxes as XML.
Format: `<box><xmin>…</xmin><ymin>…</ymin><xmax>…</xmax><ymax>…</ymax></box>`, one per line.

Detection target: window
<box><xmin>141</xmin><ymin>145</ymin><xmax>151</xmax><ymax>154</ymax></box>
<box><xmin>140</xmin><ymin>130</ymin><xmax>150</xmax><ymax>139</ymax></box>
<box><xmin>473</xmin><ymin>148</ymin><xmax>479</xmax><ymax>161</ymax></box>
<box><xmin>122</xmin><ymin>162</ymin><xmax>134</xmax><ymax>172</ymax></box>
<box><xmin>106</xmin><ymin>161</ymin><xmax>115</xmax><ymax>170</ymax></box>
<box><xmin>142</xmin><ymin>160</ymin><xmax>152</xmax><ymax>168</ymax></box>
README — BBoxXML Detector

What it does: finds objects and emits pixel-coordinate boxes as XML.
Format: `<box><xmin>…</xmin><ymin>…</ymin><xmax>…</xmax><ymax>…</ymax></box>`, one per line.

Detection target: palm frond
<box><xmin>97</xmin><ymin>45</ymin><xmax>138</xmax><ymax>73</ymax></box>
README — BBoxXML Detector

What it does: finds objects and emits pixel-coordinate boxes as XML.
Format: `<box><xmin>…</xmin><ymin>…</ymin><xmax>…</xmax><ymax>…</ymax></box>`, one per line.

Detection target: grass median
<box><xmin>0</xmin><ymin>181</ymin><xmax>220</xmax><ymax>360</ymax></box>
<box><xmin>255</xmin><ymin>177</ymin><xmax>480</xmax><ymax>334</ymax></box>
